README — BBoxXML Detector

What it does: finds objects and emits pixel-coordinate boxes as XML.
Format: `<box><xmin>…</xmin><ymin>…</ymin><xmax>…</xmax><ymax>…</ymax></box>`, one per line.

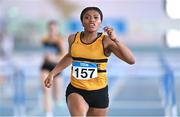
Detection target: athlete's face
<box><xmin>48</xmin><ymin>24</ymin><xmax>58</xmax><ymax>36</ymax></box>
<box><xmin>82</xmin><ymin>10</ymin><xmax>102</xmax><ymax>32</ymax></box>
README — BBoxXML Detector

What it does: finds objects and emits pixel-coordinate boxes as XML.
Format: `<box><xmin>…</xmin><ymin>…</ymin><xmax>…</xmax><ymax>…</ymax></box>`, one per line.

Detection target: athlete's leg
<box><xmin>41</xmin><ymin>70</ymin><xmax>52</xmax><ymax>113</ymax></box>
<box><xmin>67</xmin><ymin>93</ymin><xmax>89</xmax><ymax>116</ymax></box>
<box><xmin>87</xmin><ymin>107</ymin><xmax>108</xmax><ymax>116</ymax></box>
<box><xmin>0</xmin><ymin>75</ymin><xmax>5</xmax><ymax>85</ymax></box>
<box><xmin>53</xmin><ymin>76</ymin><xmax>63</xmax><ymax>102</ymax></box>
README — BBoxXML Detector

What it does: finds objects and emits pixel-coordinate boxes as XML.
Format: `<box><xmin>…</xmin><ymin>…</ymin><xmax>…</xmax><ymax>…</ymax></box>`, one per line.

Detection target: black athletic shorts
<box><xmin>66</xmin><ymin>83</ymin><xmax>109</xmax><ymax>108</ymax></box>
<box><xmin>41</xmin><ymin>61</ymin><xmax>61</xmax><ymax>76</ymax></box>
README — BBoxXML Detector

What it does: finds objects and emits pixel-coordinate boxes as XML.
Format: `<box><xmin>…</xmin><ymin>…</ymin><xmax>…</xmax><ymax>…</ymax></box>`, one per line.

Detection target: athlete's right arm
<box><xmin>44</xmin><ymin>34</ymin><xmax>75</xmax><ymax>88</ymax></box>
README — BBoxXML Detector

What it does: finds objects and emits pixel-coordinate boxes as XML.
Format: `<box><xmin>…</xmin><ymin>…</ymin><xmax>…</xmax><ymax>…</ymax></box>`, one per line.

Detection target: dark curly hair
<box><xmin>80</xmin><ymin>7</ymin><xmax>103</xmax><ymax>22</ymax></box>
<box><xmin>48</xmin><ymin>20</ymin><xmax>57</xmax><ymax>26</ymax></box>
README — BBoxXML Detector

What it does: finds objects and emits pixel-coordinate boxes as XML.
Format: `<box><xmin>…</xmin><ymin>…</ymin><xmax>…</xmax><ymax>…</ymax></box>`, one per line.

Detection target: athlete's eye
<box><xmin>84</xmin><ymin>16</ymin><xmax>90</xmax><ymax>20</ymax></box>
<box><xmin>94</xmin><ymin>16</ymin><xmax>99</xmax><ymax>19</ymax></box>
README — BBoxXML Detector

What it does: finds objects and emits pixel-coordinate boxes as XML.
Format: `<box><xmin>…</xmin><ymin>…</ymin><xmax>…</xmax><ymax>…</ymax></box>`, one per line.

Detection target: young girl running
<box><xmin>44</xmin><ymin>7</ymin><xmax>135</xmax><ymax>116</ymax></box>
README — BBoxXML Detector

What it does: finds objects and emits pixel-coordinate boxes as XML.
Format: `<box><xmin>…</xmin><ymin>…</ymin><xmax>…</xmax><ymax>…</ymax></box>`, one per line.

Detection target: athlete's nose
<box><xmin>89</xmin><ymin>17</ymin><xmax>95</xmax><ymax>22</ymax></box>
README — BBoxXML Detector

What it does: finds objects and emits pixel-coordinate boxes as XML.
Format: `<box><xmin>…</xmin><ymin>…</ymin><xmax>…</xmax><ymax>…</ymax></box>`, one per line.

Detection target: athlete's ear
<box><xmin>81</xmin><ymin>21</ymin><xmax>85</xmax><ymax>27</ymax></box>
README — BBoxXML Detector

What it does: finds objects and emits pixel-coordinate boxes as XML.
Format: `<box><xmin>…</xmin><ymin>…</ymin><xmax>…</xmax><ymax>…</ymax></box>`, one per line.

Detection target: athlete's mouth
<box><xmin>89</xmin><ymin>23</ymin><xmax>95</xmax><ymax>28</ymax></box>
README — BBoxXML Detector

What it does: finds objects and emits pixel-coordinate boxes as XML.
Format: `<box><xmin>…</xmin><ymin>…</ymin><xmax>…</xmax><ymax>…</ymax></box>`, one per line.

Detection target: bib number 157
<box><xmin>72</xmin><ymin>62</ymin><xmax>98</xmax><ymax>80</ymax></box>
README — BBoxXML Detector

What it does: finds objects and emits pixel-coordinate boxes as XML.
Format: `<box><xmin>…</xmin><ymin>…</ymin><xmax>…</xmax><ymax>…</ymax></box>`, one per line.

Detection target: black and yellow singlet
<box><xmin>70</xmin><ymin>32</ymin><xmax>109</xmax><ymax>90</ymax></box>
<box><xmin>42</xmin><ymin>36</ymin><xmax>61</xmax><ymax>55</ymax></box>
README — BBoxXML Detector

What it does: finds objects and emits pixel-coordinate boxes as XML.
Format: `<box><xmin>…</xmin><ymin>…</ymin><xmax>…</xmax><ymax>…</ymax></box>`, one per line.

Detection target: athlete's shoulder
<box><xmin>68</xmin><ymin>33</ymin><xmax>75</xmax><ymax>39</ymax></box>
<box><xmin>102</xmin><ymin>34</ymin><xmax>110</xmax><ymax>44</ymax></box>
<box><xmin>68</xmin><ymin>32</ymin><xmax>79</xmax><ymax>39</ymax></box>
<box><xmin>68</xmin><ymin>32</ymin><xmax>79</xmax><ymax>44</ymax></box>
<box><xmin>42</xmin><ymin>36</ymin><xmax>49</xmax><ymax>43</ymax></box>
<box><xmin>102</xmin><ymin>34</ymin><xmax>116</xmax><ymax>53</ymax></box>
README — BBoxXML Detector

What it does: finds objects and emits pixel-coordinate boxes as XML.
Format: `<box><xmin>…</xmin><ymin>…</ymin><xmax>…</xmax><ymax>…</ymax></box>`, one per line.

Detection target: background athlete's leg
<box><xmin>67</xmin><ymin>93</ymin><xmax>89</xmax><ymax>116</ymax></box>
<box><xmin>53</xmin><ymin>76</ymin><xmax>63</xmax><ymax>104</ymax></box>
<box><xmin>87</xmin><ymin>107</ymin><xmax>108</xmax><ymax>116</ymax></box>
<box><xmin>40</xmin><ymin>70</ymin><xmax>53</xmax><ymax>114</ymax></box>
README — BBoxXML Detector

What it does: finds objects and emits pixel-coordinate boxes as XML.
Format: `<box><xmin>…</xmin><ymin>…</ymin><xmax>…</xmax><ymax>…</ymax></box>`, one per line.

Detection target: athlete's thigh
<box><xmin>87</xmin><ymin>107</ymin><xmax>108</xmax><ymax>116</ymax></box>
<box><xmin>53</xmin><ymin>76</ymin><xmax>64</xmax><ymax>100</ymax></box>
<box><xmin>40</xmin><ymin>70</ymin><xmax>50</xmax><ymax>88</ymax></box>
<box><xmin>67</xmin><ymin>93</ymin><xmax>89</xmax><ymax>116</ymax></box>
<box><xmin>40</xmin><ymin>70</ymin><xmax>49</xmax><ymax>80</ymax></box>
<box><xmin>53</xmin><ymin>76</ymin><xmax>63</xmax><ymax>91</ymax></box>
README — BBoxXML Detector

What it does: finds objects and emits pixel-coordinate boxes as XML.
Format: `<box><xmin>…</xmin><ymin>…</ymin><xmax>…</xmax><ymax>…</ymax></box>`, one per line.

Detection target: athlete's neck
<box><xmin>82</xmin><ymin>31</ymin><xmax>97</xmax><ymax>43</ymax></box>
<box><xmin>49</xmin><ymin>34</ymin><xmax>58</xmax><ymax>41</ymax></box>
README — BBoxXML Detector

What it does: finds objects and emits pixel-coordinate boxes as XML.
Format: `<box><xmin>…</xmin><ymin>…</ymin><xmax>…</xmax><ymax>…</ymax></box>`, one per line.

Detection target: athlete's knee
<box><xmin>68</xmin><ymin>104</ymin><xmax>88</xmax><ymax>116</ymax></box>
<box><xmin>87</xmin><ymin>108</ymin><xmax>108</xmax><ymax>116</ymax></box>
<box><xmin>67</xmin><ymin>99</ymin><xmax>88</xmax><ymax>116</ymax></box>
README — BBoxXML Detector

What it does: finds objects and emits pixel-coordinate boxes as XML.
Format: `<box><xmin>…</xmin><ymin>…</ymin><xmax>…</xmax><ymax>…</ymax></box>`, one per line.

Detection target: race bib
<box><xmin>72</xmin><ymin>61</ymin><xmax>98</xmax><ymax>80</ymax></box>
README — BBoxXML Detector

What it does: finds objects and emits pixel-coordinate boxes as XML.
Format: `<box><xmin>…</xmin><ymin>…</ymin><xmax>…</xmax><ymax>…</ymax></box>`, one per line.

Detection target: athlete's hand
<box><xmin>44</xmin><ymin>73</ymin><xmax>54</xmax><ymax>88</ymax></box>
<box><xmin>103</xmin><ymin>26</ymin><xmax>117</xmax><ymax>41</ymax></box>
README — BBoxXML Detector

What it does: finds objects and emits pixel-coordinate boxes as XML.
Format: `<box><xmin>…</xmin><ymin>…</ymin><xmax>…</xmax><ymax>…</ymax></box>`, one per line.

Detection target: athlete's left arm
<box><xmin>57</xmin><ymin>36</ymin><xmax>66</xmax><ymax>59</ymax></box>
<box><xmin>103</xmin><ymin>26</ymin><xmax>135</xmax><ymax>65</ymax></box>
